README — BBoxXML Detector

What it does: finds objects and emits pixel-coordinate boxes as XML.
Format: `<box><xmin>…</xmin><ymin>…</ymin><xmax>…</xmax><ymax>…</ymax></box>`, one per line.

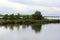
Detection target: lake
<box><xmin>0</xmin><ymin>23</ymin><xmax>60</xmax><ymax>40</ymax></box>
<box><xmin>44</xmin><ymin>17</ymin><xmax>60</xmax><ymax>19</ymax></box>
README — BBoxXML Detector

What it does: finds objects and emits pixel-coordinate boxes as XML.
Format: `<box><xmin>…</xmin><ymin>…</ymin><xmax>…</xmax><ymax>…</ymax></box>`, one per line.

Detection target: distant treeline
<box><xmin>0</xmin><ymin>11</ymin><xmax>60</xmax><ymax>25</ymax></box>
<box><xmin>1</xmin><ymin>11</ymin><xmax>44</xmax><ymax>20</ymax></box>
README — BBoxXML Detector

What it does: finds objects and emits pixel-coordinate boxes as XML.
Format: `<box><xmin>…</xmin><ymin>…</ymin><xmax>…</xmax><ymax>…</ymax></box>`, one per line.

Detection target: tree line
<box><xmin>2</xmin><ymin>11</ymin><xmax>44</xmax><ymax>20</ymax></box>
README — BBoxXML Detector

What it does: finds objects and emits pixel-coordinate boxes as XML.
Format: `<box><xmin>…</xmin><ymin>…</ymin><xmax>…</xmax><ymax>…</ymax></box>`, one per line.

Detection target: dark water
<box><xmin>0</xmin><ymin>24</ymin><xmax>60</xmax><ymax>40</ymax></box>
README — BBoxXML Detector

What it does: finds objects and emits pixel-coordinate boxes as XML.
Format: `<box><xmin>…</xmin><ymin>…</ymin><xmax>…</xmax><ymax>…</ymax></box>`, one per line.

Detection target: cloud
<box><xmin>30</xmin><ymin>5</ymin><xmax>60</xmax><ymax>16</ymax></box>
<box><xmin>9</xmin><ymin>0</ymin><xmax>60</xmax><ymax>7</ymax></box>
<box><xmin>0</xmin><ymin>0</ymin><xmax>33</xmax><ymax>14</ymax></box>
<box><xmin>0</xmin><ymin>0</ymin><xmax>60</xmax><ymax>16</ymax></box>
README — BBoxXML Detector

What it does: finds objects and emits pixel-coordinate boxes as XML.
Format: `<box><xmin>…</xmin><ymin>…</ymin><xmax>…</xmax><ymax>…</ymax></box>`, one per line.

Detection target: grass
<box><xmin>0</xmin><ymin>18</ymin><xmax>60</xmax><ymax>25</ymax></box>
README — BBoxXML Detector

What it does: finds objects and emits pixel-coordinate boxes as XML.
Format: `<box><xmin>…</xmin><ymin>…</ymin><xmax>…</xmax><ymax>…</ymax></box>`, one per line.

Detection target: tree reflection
<box><xmin>0</xmin><ymin>24</ymin><xmax>42</xmax><ymax>33</ymax></box>
<box><xmin>22</xmin><ymin>25</ymin><xmax>26</xmax><ymax>29</ymax></box>
<box><xmin>8</xmin><ymin>24</ymin><xmax>14</xmax><ymax>30</ymax></box>
<box><xmin>3</xmin><ymin>24</ymin><xmax>20</xmax><ymax>30</ymax></box>
<box><xmin>31</xmin><ymin>24</ymin><xmax>42</xmax><ymax>33</ymax></box>
<box><xmin>9</xmin><ymin>24</ymin><xmax>20</xmax><ymax>30</ymax></box>
<box><xmin>4</xmin><ymin>25</ymin><xmax>8</xmax><ymax>29</ymax></box>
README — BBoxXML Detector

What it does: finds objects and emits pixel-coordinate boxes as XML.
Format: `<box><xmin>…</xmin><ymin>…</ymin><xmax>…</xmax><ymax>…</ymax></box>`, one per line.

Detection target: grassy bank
<box><xmin>0</xmin><ymin>11</ymin><xmax>60</xmax><ymax>25</ymax></box>
<box><xmin>0</xmin><ymin>18</ymin><xmax>60</xmax><ymax>25</ymax></box>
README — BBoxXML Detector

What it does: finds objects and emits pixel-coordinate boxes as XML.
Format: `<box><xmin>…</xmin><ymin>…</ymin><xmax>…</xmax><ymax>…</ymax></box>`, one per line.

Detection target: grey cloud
<box><xmin>9</xmin><ymin>0</ymin><xmax>60</xmax><ymax>7</ymax></box>
<box><xmin>0</xmin><ymin>6</ymin><xmax>18</xmax><ymax>15</ymax></box>
<box><xmin>0</xmin><ymin>0</ymin><xmax>60</xmax><ymax>16</ymax></box>
<box><xmin>0</xmin><ymin>6</ymin><xmax>35</xmax><ymax>15</ymax></box>
<box><xmin>0</xmin><ymin>6</ymin><xmax>60</xmax><ymax>16</ymax></box>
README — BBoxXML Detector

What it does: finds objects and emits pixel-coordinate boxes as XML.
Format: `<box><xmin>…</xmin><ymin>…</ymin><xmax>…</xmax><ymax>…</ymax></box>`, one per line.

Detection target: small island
<box><xmin>0</xmin><ymin>11</ymin><xmax>60</xmax><ymax>25</ymax></box>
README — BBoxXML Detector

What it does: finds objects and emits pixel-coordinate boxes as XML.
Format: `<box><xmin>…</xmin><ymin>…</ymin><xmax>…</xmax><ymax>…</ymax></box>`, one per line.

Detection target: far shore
<box><xmin>0</xmin><ymin>19</ymin><xmax>60</xmax><ymax>25</ymax></box>
<box><xmin>0</xmin><ymin>11</ymin><xmax>60</xmax><ymax>25</ymax></box>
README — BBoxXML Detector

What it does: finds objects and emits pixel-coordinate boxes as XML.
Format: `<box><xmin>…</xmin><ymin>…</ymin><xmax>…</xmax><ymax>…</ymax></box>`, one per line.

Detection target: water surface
<box><xmin>0</xmin><ymin>24</ymin><xmax>60</xmax><ymax>40</ymax></box>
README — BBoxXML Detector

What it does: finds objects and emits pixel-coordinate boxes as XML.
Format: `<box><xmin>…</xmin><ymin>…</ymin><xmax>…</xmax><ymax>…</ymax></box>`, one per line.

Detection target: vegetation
<box><xmin>0</xmin><ymin>11</ymin><xmax>60</xmax><ymax>25</ymax></box>
<box><xmin>2</xmin><ymin>11</ymin><xmax>43</xmax><ymax>20</ymax></box>
<box><xmin>15</xmin><ymin>13</ymin><xmax>20</xmax><ymax>19</ymax></box>
<box><xmin>32</xmin><ymin>11</ymin><xmax>43</xmax><ymax>20</ymax></box>
<box><xmin>3</xmin><ymin>14</ymin><xmax>8</xmax><ymax>20</ymax></box>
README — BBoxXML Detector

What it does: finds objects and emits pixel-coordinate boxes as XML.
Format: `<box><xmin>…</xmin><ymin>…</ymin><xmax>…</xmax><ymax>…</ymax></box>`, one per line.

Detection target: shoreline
<box><xmin>0</xmin><ymin>19</ymin><xmax>60</xmax><ymax>25</ymax></box>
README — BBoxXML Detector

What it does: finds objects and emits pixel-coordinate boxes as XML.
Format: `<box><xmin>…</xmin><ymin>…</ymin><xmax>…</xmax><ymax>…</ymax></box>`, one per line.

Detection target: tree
<box><xmin>32</xmin><ymin>11</ymin><xmax>43</xmax><ymax>20</ymax></box>
<box><xmin>15</xmin><ymin>13</ymin><xmax>20</xmax><ymax>19</ymax></box>
<box><xmin>9</xmin><ymin>14</ymin><xmax>15</xmax><ymax>20</ymax></box>
<box><xmin>3</xmin><ymin>14</ymin><xmax>8</xmax><ymax>20</ymax></box>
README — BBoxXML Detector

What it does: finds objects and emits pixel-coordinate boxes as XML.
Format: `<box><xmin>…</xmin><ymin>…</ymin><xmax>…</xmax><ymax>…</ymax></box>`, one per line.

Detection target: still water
<box><xmin>0</xmin><ymin>24</ymin><xmax>60</xmax><ymax>40</ymax></box>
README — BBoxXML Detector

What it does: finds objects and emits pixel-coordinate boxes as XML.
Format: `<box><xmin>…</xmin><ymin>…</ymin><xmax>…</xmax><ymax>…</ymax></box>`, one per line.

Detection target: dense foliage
<box><xmin>32</xmin><ymin>11</ymin><xmax>43</xmax><ymax>20</ymax></box>
<box><xmin>2</xmin><ymin>11</ymin><xmax>44</xmax><ymax>20</ymax></box>
<box><xmin>0</xmin><ymin>11</ymin><xmax>59</xmax><ymax>25</ymax></box>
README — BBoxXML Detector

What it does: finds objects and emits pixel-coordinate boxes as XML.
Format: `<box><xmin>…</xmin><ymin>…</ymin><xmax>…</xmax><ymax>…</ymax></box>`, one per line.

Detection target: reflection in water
<box><xmin>4</xmin><ymin>24</ymin><xmax>20</xmax><ymax>30</ymax></box>
<box><xmin>0</xmin><ymin>24</ymin><xmax>42</xmax><ymax>33</ymax></box>
<box><xmin>31</xmin><ymin>24</ymin><xmax>42</xmax><ymax>33</ymax></box>
<box><xmin>0</xmin><ymin>24</ymin><xmax>60</xmax><ymax>40</ymax></box>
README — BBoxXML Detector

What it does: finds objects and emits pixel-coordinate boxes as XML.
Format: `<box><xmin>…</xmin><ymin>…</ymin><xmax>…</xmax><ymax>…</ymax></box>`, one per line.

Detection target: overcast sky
<box><xmin>0</xmin><ymin>0</ymin><xmax>60</xmax><ymax>16</ymax></box>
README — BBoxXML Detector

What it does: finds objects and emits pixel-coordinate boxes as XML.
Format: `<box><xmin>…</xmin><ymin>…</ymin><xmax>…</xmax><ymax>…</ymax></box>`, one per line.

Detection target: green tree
<box><xmin>23</xmin><ymin>16</ymin><xmax>26</xmax><ymax>19</ymax></box>
<box><xmin>9</xmin><ymin>14</ymin><xmax>15</xmax><ymax>20</ymax></box>
<box><xmin>15</xmin><ymin>13</ymin><xmax>20</xmax><ymax>19</ymax></box>
<box><xmin>3</xmin><ymin>14</ymin><xmax>8</xmax><ymax>20</ymax></box>
<box><xmin>32</xmin><ymin>11</ymin><xmax>43</xmax><ymax>20</ymax></box>
<box><xmin>25</xmin><ymin>15</ymin><xmax>30</xmax><ymax>19</ymax></box>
